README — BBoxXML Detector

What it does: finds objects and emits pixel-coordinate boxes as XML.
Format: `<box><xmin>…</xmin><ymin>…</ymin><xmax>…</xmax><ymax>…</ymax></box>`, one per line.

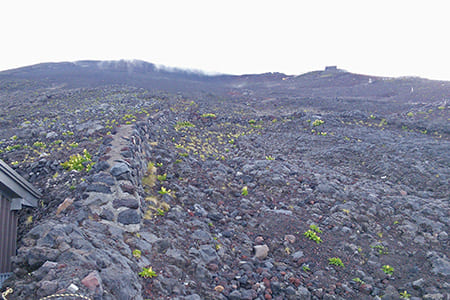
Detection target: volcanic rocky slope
<box><xmin>0</xmin><ymin>61</ymin><xmax>449</xmax><ymax>300</ymax></box>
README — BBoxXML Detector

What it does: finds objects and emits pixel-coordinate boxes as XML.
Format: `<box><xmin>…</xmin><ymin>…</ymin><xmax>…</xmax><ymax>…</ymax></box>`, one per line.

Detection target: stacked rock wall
<box><xmin>6</xmin><ymin>121</ymin><xmax>153</xmax><ymax>300</ymax></box>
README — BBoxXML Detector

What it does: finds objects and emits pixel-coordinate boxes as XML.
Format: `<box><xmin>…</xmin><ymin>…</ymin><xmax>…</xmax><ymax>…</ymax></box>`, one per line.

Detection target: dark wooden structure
<box><xmin>0</xmin><ymin>159</ymin><xmax>40</xmax><ymax>287</ymax></box>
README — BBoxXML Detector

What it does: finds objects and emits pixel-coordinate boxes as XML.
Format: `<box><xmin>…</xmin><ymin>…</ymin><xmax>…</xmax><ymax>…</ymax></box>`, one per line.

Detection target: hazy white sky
<box><xmin>1</xmin><ymin>0</ymin><xmax>449</xmax><ymax>80</ymax></box>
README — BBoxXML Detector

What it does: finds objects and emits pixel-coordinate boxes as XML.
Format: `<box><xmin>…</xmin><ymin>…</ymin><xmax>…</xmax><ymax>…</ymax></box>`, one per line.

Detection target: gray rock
<box><xmin>101</xmin><ymin>265</ymin><xmax>142</xmax><ymax>300</ymax></box>
<box><xmin>19</xmin><ymin>247</ymin><xmax>60</xmax><ymax>270</ymax></box>
<box><xmin>100</xmin><ymin>209</ymin><xmax>115</xmax><ymax>221</ymax></box>
<box><xmin>113</xmin><ymin>197</ymin><xmax>139</xmax><ymax>209</ymax></box>
<box><xmin>182</xmin><ymin>295</ymin><xmax>202</xmax><ymax>300</ymax></box>
<box><xmin>382</xmin><ymin>285</ymin><xmax>400</xmax><ymax>300</ymax></box>
<box><xmin>192</xmin><ymin>229</ymin><xmax>212</xmax><ymax>241</ymax></box>
<box><xmin>423</xmin><ymin>293</ymin><xmax>445</xmax><ymax>300</ymax></box>
<box><xmin>297</xmin><ymin>286</ymin><xmax>311</xmax><ymax>300</ymax></box>
<box><xmin>156</xmin><ymin>239</ymin><xmax>171</xmax><ymax>253</ymax></box>
<box><xmin>271</xmin><ymin>281</ymin><xmax>281</xmax><ymax>294</ymax></box>
<box><xmin>94</xmin><ymin>161</ymin><xmax>110</xmax><ymax>172</ymax></box>
<box><xmin>117</xmin><ymin>209</ymin><xmax>141</xmax><ymax>225</ymax></box>
<box><xmin>412</xmin><ymin>278</ymin><xmax>425</xmax><ymax>290</ymax></box>
<box><xmin>292</xmin><ymin>250</ymin><xmax>304</xmax><ymax>260</ymax></box>
<box><xmin>427</xmin><ymin>251</ymin><xmax>450</xmax><ymax>276</ymax></box>
<box><xmin>92</xmin><ymin>173</ymin><xmax>115</xmax><ymax>185</ymax></box>
<box><xmin>110</xmin><ymin>162</ymin><xmax>130</xmax><ymax>177</ymax></box>
<box><xmin>198</xmin><ymin>245</ymin><xmax>219</xmax><ymax>264</ymax></box>
<box><xmin>37</xmin><ymin>280</ymin><xmax>58</xmax><ymax>298</ymax></box>
<box><xmin>86</xmin><ymin>183</ymin><xmax>112</xmax><ymax>194</ymax></box>
<box><xmin>240</xmin><ymin>288</ymin><xmax>256</xmax><ymax>299</ymax></box>
<box><xmin>228</xmin><ymin>290</ymin><xmax>242</xmax><ymax>300</ymax></box>
<box><xmin>165</xmin><ymin>248</ymin><xmax>187</xmax><ymax>267</ymax></box>
<box><xmin>45</xmin><ymin>131</ymin><xmax>58</xmax><ymax>139</ymax></box>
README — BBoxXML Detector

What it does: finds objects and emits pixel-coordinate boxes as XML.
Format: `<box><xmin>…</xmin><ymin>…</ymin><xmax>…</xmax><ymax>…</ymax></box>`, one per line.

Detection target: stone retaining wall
<box><xmin>6</xmin><ymin>121</ymin><xmax>154</xmax><ymax>300</ymax></box>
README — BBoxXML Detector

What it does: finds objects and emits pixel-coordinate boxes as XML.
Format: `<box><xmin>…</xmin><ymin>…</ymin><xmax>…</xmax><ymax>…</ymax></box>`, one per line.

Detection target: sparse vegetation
<box><xmin>309</xmin><ymin>224</ymin><xmax>322</xmax><ymax>233</ymax></box>
<box><xmin>382</xmin><ymin>265</ymin><xmax>394</xmax><ymax>275</ymax></box>
<box><xmin>132</xmin><ymin>249</ymin><xmax>142</xmax><ymax>259</ymax></box>
<box><xmin>175</xmin><ymin>121</ymin><xmax>195</xmax><ymax>130</ymax></box>
<box><xmin>158</xmin><ymin>186</ymin><xmax>172</xmax><ymax>195</ymax></box>
<box><xmin>241</xmin><ymin>186</ymin><xmax>248</xmax><ymax>196</ymax></box>
<box><xmin>157</xmin><ymin>173</ymin><xmax>167</xmax><ymax>181</ymax></box>
<box><xmin>304</xmin><ymin>229</ymin><xmax>322</xmax><ymax>244</ymax></box>
<box><xmin>328</xmin><ymin>257</ymin><xmax>344</xmax><ymax>267</ymax></box>
<box><xmin>61</xmin><ymin>149</ymin><xmax>95</xmax><ymax>172</ymax></box>
<box><xmin>139</xmin><ymin>267</ymin><xmax>157</xmax><ymax>278</ymax></box>
<box><xmin>399</xmin><ymin>290</ymin><xmax>411</xmax><ymax>299</ymax></box>
<box><xmin>312</xmin><ymin>119</ymin><xmax>324</xmax><ymax>126</ymax></box>
<box><xmin>201</xmin><ymin>113</ymin><xmax>216</xmax><ymax>118</ymax></box>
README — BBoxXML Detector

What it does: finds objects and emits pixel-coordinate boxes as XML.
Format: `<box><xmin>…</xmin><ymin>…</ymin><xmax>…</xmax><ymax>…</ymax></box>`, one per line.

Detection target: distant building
<box><xmin>0</xmin><ymin>159</ymin><xmax>40</xmax><ymax>287</ymax></box>
<box><xmin>325</xmin><ymin>66</ymin><xmax>338</xmax><ymax>72</ymax></box>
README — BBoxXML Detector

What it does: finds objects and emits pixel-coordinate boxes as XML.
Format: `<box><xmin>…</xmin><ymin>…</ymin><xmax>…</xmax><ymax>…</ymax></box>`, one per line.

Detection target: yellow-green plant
<box><xmin>61</xmin><ymin>149</ymin><xmax>95</xmax><ymax>172</ymax></box>
<box><xmin>328</xmin><ymin>257</ymin><xmax>344</xmax><ymax>267</ymax></box>
<box><xmin>304</xmin><ymin>230</ymin><xmax>322</xmax><ymax>243</ymax></box>
<box><xmin>309</xmin><ymin>224</ymin><xmax>322</xmax><ymax>233</ymax></box>
<box><xmin>312</xmin><ymin>119</ymin><xmax>324</xmax><ymax>126</ymax></box>
<box><xmin>201</xmin><ymin>113</ymin><xmax>216</xmax><ymax>118</ymax></box>
<box><xmin>33</xmin><ymin>141</ymin><xmax>46</xmax><ymax>148</ymax></box>
<box><xmin>241</xmin><ymin>186</ymin><xmax>248</xmax><ymax>196</ymax></box>
<box><xmin>157</xmin><ymin>173</ymin><xmax>167</xmax><ymax>181</ymax></box>
<box><xmin>381</xmin><ymin>265</ymin><xmax>394</xmax><ymax>275</ymax></box>
<box><xmin>132</xmin><ymin>249</ymin><xmax>142</xmax><ymax>259</ymax></box>
<box><xmin>399</xmin><ymin>290</ymin><xmax>411</xmax><ymax>299</ymax></box>
<box><xmin>175</xmin><ymin>121</ymin><xmax>195</xmax><ymax>130</ymax></box>
<box><xmin>352</xmin><ymin>278</ymin><xmax>365</xmax><ymax>284</ymax></box>
<box><xmin>139</xmin><ymin>267</ymin><xmax>157</xmax><ymax>278</ymax></box>
<box><xmin>158</xmin><ymin>187</ymin><xmax>172</xmax><ymax>195</ymax></box>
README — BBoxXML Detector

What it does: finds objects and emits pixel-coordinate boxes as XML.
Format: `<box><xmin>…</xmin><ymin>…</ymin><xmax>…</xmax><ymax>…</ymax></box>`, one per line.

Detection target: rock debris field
<box><xmin>0</xmin><ymin>61</ymin><xmax>449</xmax><ymax>299</ymax></box>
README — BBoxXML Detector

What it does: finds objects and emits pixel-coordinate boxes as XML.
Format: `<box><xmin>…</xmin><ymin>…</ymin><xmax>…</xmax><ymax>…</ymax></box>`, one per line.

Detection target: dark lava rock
<box><xmin>85</xmin><ymin>184</ymin><xmax>112</xmax><ymax>194</ymax></box>
<box><xmin>117</xmin><ymin>209</ymin><xmax>141</xmax><ymax>225</ymax></box>
<box><xmin>100</xmin><ymin>209</ymin><xmax>115</xmax><ymax>221</ymax></box>
<box><xmin>113</xmin><ymin>197</ymin><xmax>139</xmax><ymax>209</ymax></box>
<box><xmin>110</xmin><ymin>162</ymin><xmax>130</xmax><ymax>177</ymax></box>
<box><xmin>91</xmin><ymin>173</ymin><xmax>115</xmax><ymax>185</ymax></box>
